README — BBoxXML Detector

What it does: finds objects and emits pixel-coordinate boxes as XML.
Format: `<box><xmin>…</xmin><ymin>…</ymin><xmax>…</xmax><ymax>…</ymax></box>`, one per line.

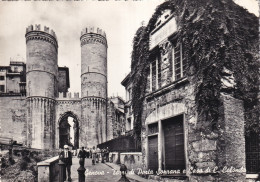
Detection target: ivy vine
<box><xmin>131</xmin><ymin>0</ymin><xmax>259</xmax><ymax>146</ymax></box>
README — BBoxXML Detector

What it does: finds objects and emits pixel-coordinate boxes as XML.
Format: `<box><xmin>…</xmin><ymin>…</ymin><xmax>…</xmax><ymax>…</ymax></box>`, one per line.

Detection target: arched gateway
<box><xmin>58</xmin><ymin>111</ymin><xmax>79</xmax><ymax>149</ymax></box>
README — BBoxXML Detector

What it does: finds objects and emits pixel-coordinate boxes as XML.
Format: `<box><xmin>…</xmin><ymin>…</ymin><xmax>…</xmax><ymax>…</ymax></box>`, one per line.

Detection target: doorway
<box><xmin>59</xmin><ymin>112</ymin><xmax>79</xmax><ymax>149</ymax></box>
<box><xmin>148</xmin><ymin>135</ymin><xmax>158</xmax><ymax>173</ymax></box>
<box><xmin>163</xmin><ymin>115</ymin><xmax>185</xmax><ymax>171</ymax></box>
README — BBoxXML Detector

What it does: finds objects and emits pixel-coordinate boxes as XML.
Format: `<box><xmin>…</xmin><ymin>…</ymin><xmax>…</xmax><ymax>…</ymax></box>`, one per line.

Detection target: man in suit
<box><xmin>59</xmin><ymin>145</ymin><xmax>72</xmax><ymax>181</ymax></box>
<box><xmin>77</xmin><ymin>147</ymin><xmax>87</xmax><ymax>166</ymax></box>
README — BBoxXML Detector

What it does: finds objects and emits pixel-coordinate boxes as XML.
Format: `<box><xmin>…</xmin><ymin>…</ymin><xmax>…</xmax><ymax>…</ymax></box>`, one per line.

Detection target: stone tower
<box><xmin>80</xmin><ymin>27</ymin><xmax>107</xmax><ymax>148</ymax></box>
<box><xmin>25</xmin><ymin>25</ymin><xmax>58</xmax><ymax>149</ymax></box>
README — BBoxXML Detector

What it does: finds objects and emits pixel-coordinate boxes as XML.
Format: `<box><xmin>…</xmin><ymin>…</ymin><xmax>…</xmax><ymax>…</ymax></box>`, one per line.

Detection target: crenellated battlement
<box><xmin>25</xmin><ymin>24</ymin><xmax>58</xmax><ymax>49</ymax></box>
<box><xmin>80</xmin><ymin>27</ymin><xmax>106</xmax><ymax>38</ymax></box>
<box><xmin>58</xmin><ymin>92</ymin><xmax>80</xmax><ymax>99</ymax></box>
<box><xmin>80</xmin><ymin>27</ymin><xmax>107</xmax><ymax>47</ymax></box>
<box><xmin>26</xmin><ymin>24</ymin><xmax>57</xmax><ymax>39</ymax></box>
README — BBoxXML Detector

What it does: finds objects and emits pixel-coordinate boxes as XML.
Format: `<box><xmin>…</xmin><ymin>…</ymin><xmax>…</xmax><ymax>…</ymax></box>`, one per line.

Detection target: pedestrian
<box><xmin>89</xmin><ymin>148</ymin><xmax>92</xmax><ymax>158</ymax></box>
<box><xmin>78</xmin><ymin>147</ymin><xmax>87</xmax><ymax>166</ymax></box>
<box><xmin>86</xmin><ymin>148</ymin><xmax>90</xmax><ymax>158</ymax></box>
<box><xmin>118</xmin><ymin>164</ymin><xmax>130</xmax><ymax>182</ymax></box>
<box><xmin>72</xmin><ymin>146</ymin><xmax>77</xmax><ymax>156</ymax></box>
<box><xmin>59</xmin><ymin>145</ymin><xmax>72</xmax><ymax>181</ymax></box>
<box><xmin>101</xmin><ymin>148</ymin><xmax>105</xmax><ymax>163</ymax></box>
<box><xmin>106</xmin><ymin>147</ymin><xmax>110</xmax><ymax>162</ymax></box>
<box><xmin>96</xmin><ymin>147</ymin><xmax>101</xmax><ymax>163</ymax></box>
<box><xmin>92</xmin><ymin>146</ymin><xmax>96</xmax><ymax>165</ymax></box>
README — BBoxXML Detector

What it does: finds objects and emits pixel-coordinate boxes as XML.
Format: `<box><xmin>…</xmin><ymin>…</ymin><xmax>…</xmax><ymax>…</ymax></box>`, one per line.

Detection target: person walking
<box><xmin>106</xmin><ymin>147</ymin><xmax>110</xmax><ymax>162</ymax></box>
<box><xmin>96</xmin><ymin>147</ymin><xmax>101</xmax><ymax>163</ymax></box>
<box><xmin>89</xmin><ymin>148</ymin><xmax>92</xmax><ymax>159</ymax></box>
<box><xmin>59</xmin><ymin>145</ymin><xmax>72</xmax><ymax>181</ymax></box>
<box><xmin>86</xmin><ymin>148</ymin><xmax>90</xmax><ymax>158</ymax></box>
<box><xmin>92</xmin><ymin>146</ymin><xmax>96</xmax><ymax>165</ymax></box>
<box><xmin>78</xmin><ymin>147</ymin><xmax>87</xmax><ymax>166</ymax></box>
<box><xmin>101</xmin><ymin>148</ymin><xmax>105</xmax><ymax>163</ymax></box>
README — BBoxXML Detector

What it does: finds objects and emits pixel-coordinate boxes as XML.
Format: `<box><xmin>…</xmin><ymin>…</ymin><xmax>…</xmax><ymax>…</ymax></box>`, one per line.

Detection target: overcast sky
<box><xmin>0</xmin><ymin>0</ymin><xmax>258</xmax><ymax>100</ymax></box>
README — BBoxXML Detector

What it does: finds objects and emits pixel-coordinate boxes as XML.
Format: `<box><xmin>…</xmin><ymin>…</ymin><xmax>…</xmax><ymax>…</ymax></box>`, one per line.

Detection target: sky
<box><xmin>0</xmin><ymin>0</ymin><xmax>258</xmax><ymax>100</ymax></box>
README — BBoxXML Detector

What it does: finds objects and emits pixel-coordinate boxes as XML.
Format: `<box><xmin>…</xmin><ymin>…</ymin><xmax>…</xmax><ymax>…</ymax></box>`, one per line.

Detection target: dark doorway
<box><xmin>148</xmin><ymin>135</ymin><xmax>158</xmax><ymax>173</ymax></box>
<box><xmin>163</xmin><ymin>115</ymin><xmax>185</xmax><ymax>171</ymax></box>
<box><xmin>59</xmin><ymin>112</ymin><xmax>79</xmax><ymax>149</ymax></box>
<box><xmin>246</xmin><ymin>131</ymin><xmax>260</xmax><ymax>174</ymax></box>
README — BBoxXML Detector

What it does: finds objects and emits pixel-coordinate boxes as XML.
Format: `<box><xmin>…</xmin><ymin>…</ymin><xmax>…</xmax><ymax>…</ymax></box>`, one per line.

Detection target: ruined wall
<box><xmin>0</xmin><ymin>96</ymin><xmax>27</xmax><ymax>144</ymax></box>
<box><xmin>80</xmin><ymin>27</ymin><xmax>107</xmax><ymax>147</ymax></box>
<box><xmin>25</xmin><ymin>24</ymin><xmax>58</xmax><ymax>149</ymax></box>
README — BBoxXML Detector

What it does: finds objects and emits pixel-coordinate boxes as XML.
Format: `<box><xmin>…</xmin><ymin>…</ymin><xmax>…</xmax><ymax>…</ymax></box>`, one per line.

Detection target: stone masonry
<box><xmin>80</xmin><ymin>27</ymin><xmax>108</xmax><ymax>147</ymax></box>
<box><xmin>0</xmin><ymin>24</ymin><xmax>109</xmax><ymax>150</ymax></box>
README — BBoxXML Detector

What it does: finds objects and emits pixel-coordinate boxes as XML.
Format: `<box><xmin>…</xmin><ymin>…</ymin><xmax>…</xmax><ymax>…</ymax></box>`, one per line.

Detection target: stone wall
<box><xmin>107</xmin><ymin>100</ymin><xmax>115</xmax><ymax>141</ymax></box>
<box><xmin>141</xmin><ymin>77</ymin><xmax>246</xmax><ymax>181</ymax></box>
<box><xmin>80</xmin><ymin>27</ymin><xmax>107</xmax><ymax>148</ymax></box>
<box><xmin>188</xmin><ymin>93</ymin><xmax>246</xmax><ymax>182</ymax></box>
<box><xmin>57</xmin><ymin>68</ymin><xmax>69</xmax><ymax>95</ymax></box>
<box><xmin>120</xmin><ymin>152</ymin><xmax>142</xmax><ymax>172</ymax></box>
<box><xmin>6</xmin><ymin>76</ymin><xmax>20</xmax><ymax>93</ymax></box>
<box><xmin>141</xmin><ymin>80</ymin><xmax>194</xmax><ymax>172</ymax></box>
<box><xmin>107</xmin><ymin>99</ymin><xmax>126</xmax><ymax>140</ymax></box>
<box><xmin>81</xmin><ymin>98</ymin><xmax>107</xmax><ymax>148</ymax></box>
<box><xmin>37</xmin><ymin>156</ymin><xmax>59</xmax><ymax>182</ymax></box>
<box><xmin>56</xmin><ymin>99</ymin><xmax>81</xmax><ymax>148</ymax></box>
<box><xmin>0</xmin><ymin>96</ymin><xmax>27</xmax><ymax>144</ymax></box>
<box><xmin>109</xmin><ymin>152</ymin><xmax>120</xmax><ymax>164</ymax></box>
<box><xmin>217</xmin><ymin>93</ymin><xmax>246</xmax><ymax>181</ymax></box>
<box><xmin>26</xmin><ymin>25</ymin><xmax>58</xmax><ymax>149</ymax></box>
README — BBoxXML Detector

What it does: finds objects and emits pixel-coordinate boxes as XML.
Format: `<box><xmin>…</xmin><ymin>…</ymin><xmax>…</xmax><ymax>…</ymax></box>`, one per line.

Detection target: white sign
<box><xmin>149</xmin><ymin>17</ymin><xmax>177</xmax><ymax>50</ymax></box>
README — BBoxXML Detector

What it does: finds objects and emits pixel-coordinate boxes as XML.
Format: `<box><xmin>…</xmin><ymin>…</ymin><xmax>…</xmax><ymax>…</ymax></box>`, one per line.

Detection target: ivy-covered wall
<box><xmin>131</xmin><ymin>0</ymin><xmax>259</xmax><ymax>144</ymax></box>
<box><xmin>130</xmin><ymin>0</ymin><xmax>259</xmax><ymax>180</ymax></box>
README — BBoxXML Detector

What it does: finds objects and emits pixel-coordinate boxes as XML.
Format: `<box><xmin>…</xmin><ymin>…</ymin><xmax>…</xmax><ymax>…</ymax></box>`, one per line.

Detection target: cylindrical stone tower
<box><xmin>80</xmin><ymin>27</ymin><xmax>107</xmax><ymax>148</ymax></box>
<box><xmin>25</xmin><ymin>24</ymin><xmax>58</xmax><ymax>149</ymax></box>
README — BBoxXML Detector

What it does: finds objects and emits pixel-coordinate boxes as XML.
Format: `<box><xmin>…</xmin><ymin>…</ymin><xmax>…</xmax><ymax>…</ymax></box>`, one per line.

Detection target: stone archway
<box><xmin>58</xmin><ymin>111</ymin><xmax>79</xmax><ymax>149</ymax></box>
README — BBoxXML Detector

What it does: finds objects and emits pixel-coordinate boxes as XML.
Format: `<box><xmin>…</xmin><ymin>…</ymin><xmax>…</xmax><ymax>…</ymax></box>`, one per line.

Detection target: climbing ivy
<box><xmin>131</xmin><ymin>0</ymin><xmax>259</xmax><ymax>145</ymax></box>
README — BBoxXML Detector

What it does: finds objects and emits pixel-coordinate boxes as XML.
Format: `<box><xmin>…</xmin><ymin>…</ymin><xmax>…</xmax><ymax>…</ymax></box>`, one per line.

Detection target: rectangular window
<box><xmin>172</xmin><ymin>43</ymin><xmax>186</xmax><ymax>81</ymax></box>
<box><xmin>0</xmin><ymin>76</ymin><xmax>4</xmax><ymax>80</ymax></box>
<box><xmin>152</xmin><ymin>60</ymin><xmax>156</xmax><ymax>91</ymax></box>
<box><xmin>149</xmin><ymin>41</ymin><xmax>186</xmax><ymax>93</ymax></box>
<box><xmin>157</xmin><ymin>56</ymin><xmax>161</xmax><ymax>88</ymax></box>
<box><xmin>148</xmin><ymin>123</ymin><xmax>158</xmax><ymax>135</ymax></box>
<box><xmin>146</xmin><ymin>67</ymin><xmax>151</xmax><ymax>93</ymax></box>
<box><xmin>128</xmin><ymin>88</ymin><xmax>132</xmax><ymax>100</ymax></box>
<box><xmin>151</xmin><ymin>55</ymin><xmax>162</xmax><ymax>91</ymax></box>
<box><xmin>0</xmin><ymin>85</ymin><xmax>5</xmax><ymax>92</ymax></box>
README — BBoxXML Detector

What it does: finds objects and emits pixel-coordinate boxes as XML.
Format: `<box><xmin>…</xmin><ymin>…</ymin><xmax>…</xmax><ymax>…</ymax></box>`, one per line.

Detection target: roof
<box><xmin>10</xmin><ymin>61</ymin><xmax>25</xmax><ymax>66</ymax></box>
<box><xmin>121</xmin><ymin>72</ymin><xmax>131</xmax><ymax>87</ymax></box>
<box><xmin>0</xmin><ymin>66</ymin><xmax>10</xmax><ymax>69</ymax></box>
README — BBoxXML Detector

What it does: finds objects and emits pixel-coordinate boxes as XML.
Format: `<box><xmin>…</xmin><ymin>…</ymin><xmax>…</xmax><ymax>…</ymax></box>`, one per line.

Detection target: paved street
<box><xmin>70</xmin><ymin>157</ymin><xmax>137</xmax><ymax>182</ymax></box>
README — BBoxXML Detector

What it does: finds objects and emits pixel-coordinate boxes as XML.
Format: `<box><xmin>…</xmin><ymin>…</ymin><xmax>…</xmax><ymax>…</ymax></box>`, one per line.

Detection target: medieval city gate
<box><xmin>58</xmin><ymin>111</ymin><xmax>79</xmax><ymax>149</ymax></box>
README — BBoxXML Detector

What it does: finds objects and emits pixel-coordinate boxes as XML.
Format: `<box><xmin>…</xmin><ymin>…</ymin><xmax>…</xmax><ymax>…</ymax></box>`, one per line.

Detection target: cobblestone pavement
<box><xmin>70</xmin><ymin>157</ymin><xmax>136</xmax><ymax>182</ymax></box>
